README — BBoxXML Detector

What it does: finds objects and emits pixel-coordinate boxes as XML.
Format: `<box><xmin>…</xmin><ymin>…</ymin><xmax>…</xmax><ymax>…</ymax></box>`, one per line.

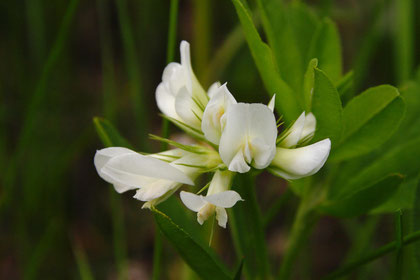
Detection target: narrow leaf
<box><xmin>311</xmin><ymin>68</ymin><xmax>343</xmax><ymax>145</ymax></box>
<box><xmin>152</xmin><ymin>208</ymin><xmax>232</xmax><ymax>280</ymax></box>
<box><xmin>93</xmin><ymin>117</ymin><xmax>133</xmax><ymax>149</ymax></box>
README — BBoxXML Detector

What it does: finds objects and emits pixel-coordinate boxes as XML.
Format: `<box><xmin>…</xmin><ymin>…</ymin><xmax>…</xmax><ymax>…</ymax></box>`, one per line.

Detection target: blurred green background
<box><xmin>1</xmin><ymin>0</ymin><xmax>419</xmax><ymax>279</ymax></box>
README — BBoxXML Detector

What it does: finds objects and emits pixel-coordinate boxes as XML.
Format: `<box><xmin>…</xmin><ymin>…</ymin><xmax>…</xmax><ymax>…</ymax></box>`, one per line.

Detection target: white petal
<box><xmin>207</xmin><ymin>81</ymin><xmax>222</xmax><ymax>98</ymax></box>
<box><xmin>156</xmin><ymin>82</ymin><xmax>179</xmax><ymax>120</ymax></box>
<box><xmin>228</xmin><ymin>149</ymin><xmax>251</xmax><ymax>173</ymax></box>
<box><xmin>270</xmin><ymin>139</ymin><xmax>331</xmax><ymax>179</ymax></box>
<box><xmin>268</xmin><ymin>94</ymin><xmax>276</xmax><ymax>112</ymax></box>
<box><xmin>180</xmin><ymin>191</ymin><xmax>207</xmax><ymax>212</ymax></box>
<box><xmin>133</xmin><ymin>180</ymin><xmax>179</xmax><ymax>201</ymax></box>
<box><xmin>202</xmin><ymin>83</ymin><xmax>237</xmax><ymax>144</ymax></box>
<box><xmin>300</xmin><ymin>112</ymin><xmax>316</xmax><ymax>143</ymax></box>
<box><xmin>250</xmin><ymin>137</ymin><xmax>276</xmax><ymax>169</ymax></box>
<box><xmin>94</xmin><ymin>147</ymin><xmax>135</xmax><ymax>172</ymax></box>
<box><xmin>206</xmin><ymin>170</ymin><xmax>234</xmax><ymax>195</ymax></box>
<box><xmin>101</xmin><ymin>153</ymin><xmax>194</xmax><ymax>187</ymax></box>
<box><xmin>174</xmin><ymin>86</ymin><xmax>202</xmax><ymax>129</ymax></box>
<box><xmin>280</xmin><ymin>112</ymin><xmax>306</xmax><ymax>148</ymax></box>
<box><xmin>148</xmin><ymin>149</ymin><xmax>186</xmax><ymax>161</ymax></box>
<box><xmin>215</xmin><ymin>207</ymin><xmax>228</xmax><ymax>228</ymax></box>
<box><xmin>204</xmin><ymin>191</ymin><xmax>243</xmax><ymax>208</ymax></box>
<box><xmin>219</xmin><ymin>103</ymin><xmax>277</xmax><ymax>172</ymax></box>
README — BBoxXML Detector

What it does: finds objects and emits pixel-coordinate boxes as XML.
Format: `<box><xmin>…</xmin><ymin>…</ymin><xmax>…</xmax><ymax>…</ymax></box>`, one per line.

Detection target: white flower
<box><xmin>155</xmin><ymin>41</ymin><xmax>208</xmax><ymax>130</ymax></box>
<box><xmin>218</xmin><ymin>103</ymin><xmax>278</xmax><ymax>173</ymax></box>
<box><xmin>201</xmin><ymin>83</ymin><xmax>237</xmax><ymax>144</ymax></box>
<box><xmin>269</xmin><ymin>112</ymin><xmax>331</xmax><ymax>180</ymax></box>
<box><xmin>180</xmin><ymin>170</ymin><xmax>242</xmax><ymax>228</ymax></box>
<box><xmin>94</xmin><ymin>147</ymin><xmax>220</xmax><ymax>207</ymax></box>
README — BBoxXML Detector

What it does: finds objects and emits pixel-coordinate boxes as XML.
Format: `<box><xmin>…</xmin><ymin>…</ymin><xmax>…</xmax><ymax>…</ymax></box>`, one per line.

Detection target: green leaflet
<box><xmin>412</xmin><ymin>176</ymin><xmax>420</xmax><ymax>276</ymax></box>
<box><xmin>152</xmin><ymin>207</ymin><xmax>232</xmax><ymax>280</ymax></box>
<box><xmin>231</xmin><ymin>0</ymin><xmax>301</xmax><ymax>124</ymax></box>
<box><xmin>311</xmin><ymin>68</ymin><xmax>343</xmax><ymax>145</ymax></box>
<box><xmin>308</xmin><ymin>18</ymin><xmax>342</xmax><ymax>82</ymax></box>
<box><xmin>319</xmin><ymin>174</ymin><xmax>404</xmax><ymax>218</ymax></box>
<box><xmin>331</xmin><ymin>85</ymin><xmax>405</xmax><ymax>161</ymax></box>
<box><xmin>93</xmin><ymin>117</ymin><xmax>133</xmax><ymax>149</ymax></box>
<box><xmin>329</xmin><ymin>137</ymin><xmax>420</xmax><ymax>200</ymax></box>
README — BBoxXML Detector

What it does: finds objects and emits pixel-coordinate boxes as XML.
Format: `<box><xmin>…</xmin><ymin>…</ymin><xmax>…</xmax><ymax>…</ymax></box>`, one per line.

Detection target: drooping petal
<box><xmin>101</xmin><ymin>153</ymin><xmax>194</xmax><ymax>187</ymax></box>
<box><xmin>270</xmin><ymin>139</ymin><xmax>331</xmax><ymax>180</ymax></box>
<box><xmin>219</xmin><ymin>103</ymin><xmax>277</xmax><ymax>172</ymax></box>
<box><xmin>300</xmin><ymin>112</ymin><xmax>316</xmax><ymax>143</ymax></box>
<box><xmin>249</xmin><ymin>137</ymin><xmax>276</xmax><ymax>169</ymax></box>
<box><xmin>201</xmin><ymin>83</ymin><xmax>237</xmax><ymax>144</ymax></box>
<box><xmin>180</xmin><ymin>191</ymin><xmax>207</xmax><ymax>212</ymax></box>
<box><xmin>279</xmin><ymin>112</ymin><xmax>306</xmax><ymax>148</ymax></box>
<box><xmin>268</xmin><ymin>94</ymin><xmax>276</xmax><ymax>112</ymax></box>
<box><xmin>204</xmin><ymin>191</ymin><xmax>243</xmax><ymax>208</ymax></box>
<box><xmin>133</xmin><ymin>180</ymin><xmax>179</xmax><ymax>201</ymax></box>
<box><xmin>215</xmin><ymin>207</ymin><xmax>228</xmax><ymax>228</ymax></box>
<box><xmin>228</xmin><ymin>149</ymin><xmax>251</xmax><ymax>173</ymax></box>
<box><xmin>156</xmin><ymin>82</ymin><xmax>179</xmax><ymax>120</ymax></box>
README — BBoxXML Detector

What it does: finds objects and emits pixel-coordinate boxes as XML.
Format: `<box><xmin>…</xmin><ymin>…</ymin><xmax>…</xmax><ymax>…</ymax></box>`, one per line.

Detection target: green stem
<box><xmin>278</xmin><ymin>198</ymin><xmax>319</xmax><ymax>280</ymax></box>
<box><xmin>322</xmin><ymin>229</ymin><xmax>420</xmax><ymax>280</ymax></box>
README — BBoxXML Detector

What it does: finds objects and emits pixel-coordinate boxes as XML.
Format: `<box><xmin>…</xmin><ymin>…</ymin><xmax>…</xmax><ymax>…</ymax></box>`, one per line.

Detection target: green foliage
<box><xmin>231</xmin><ymin>0</ymin><xmax>301</xmax><ymax>123</ymax></box>
<box><xmin>93</xmin><ymin>117</ymin><xmax>133</xmax><ymax>149</ymax></box>
<box><xmin>311</xmin><ymin>68</ymin><xmax>343</xmax><ymax>145</ymax></box>
<box><xmin>331</xmin><ymin>85</ymin><xmax>405</xmax><ymax>161</ymax></box>
<box><xmin>320</xmin><ymin>174</ymin><xmax>404</xmax><ymax>217</ymax></box>
<box><xmin>152</xmin><ymin>207</ymin><xmax>232</xmax><ymax>280</ymax></box>
<box><xmin>412</xmin><ymin>176</ymin><xmax>420</xmax><ymax>275</ymax></box>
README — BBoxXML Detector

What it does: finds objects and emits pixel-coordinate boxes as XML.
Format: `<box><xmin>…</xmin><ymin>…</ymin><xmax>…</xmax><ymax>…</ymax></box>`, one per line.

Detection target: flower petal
<box><xmin>300</xmin><ymin>112</ymin><xmax>316</xmax><ymax>143</ymax></box>
<box><xmin>133</xmin><ymin>180</ymin><xmax>179</xmax><ymax>201</ymax></box>
<box><xmin>207</xmin><ymin>81</ymin><xmax>222</xmax><ymax>98</ymax></box>
<box><xmin>180</xmin><ymin>191</ymin><xmax>207</xmax><ymax>212</ymax></box>
<box><xmin>101</xmin><ymin>153</ymin><xmax>194</xmax><ymax>187</ymax></box>
<box><xmin>174</xmin><ymin>86</ymin><xmax>202</xmax><ymax>129</ymax></box>
<box><xmin>228</xmin><ymin>149</ymin><xmax>251</xmax><ymax>173</ymax></box>
<box><xmin>268</xmin><ymin>94</ymin><xmax>276</xmax><ymax>112</ymax></box>
<box><xmin>156</xmin><ymin>82</ymin><xmax>179</xmax><ymax>120</ymax></box>
<box><xmin>201</xmin><ymin>83</ymin><xmax>237</xmax><ymax>144</ymax></box>
<box><xmin>279</xmin><ymin>112</ymin><xmax>306</xmax><ymax>148</ymax></box>
<box><xmin>215</xmin><ymin>207</ymin><xmax>228</xmax><ymax>228</ymax></box>
<box><xmin>270</xmin><ymin>138</ymin><xmax>331</xmax><ymax>179</ymax></box>
<box><xmin>204</xmin><ymin>190</ymin><xmax>243</xmax><ymax>208</ymax></box>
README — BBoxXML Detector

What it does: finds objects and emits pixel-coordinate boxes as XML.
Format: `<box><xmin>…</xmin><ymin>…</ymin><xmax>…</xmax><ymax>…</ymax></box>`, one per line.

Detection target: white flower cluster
<box><xmin>94</xmin><ymin>41</ymin><xmax>331</xmax><ymax>228</ymax></box>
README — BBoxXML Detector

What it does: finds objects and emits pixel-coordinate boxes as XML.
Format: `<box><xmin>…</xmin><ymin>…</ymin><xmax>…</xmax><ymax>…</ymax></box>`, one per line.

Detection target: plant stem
<box><xmin>278</xmin><ymin>198</ymin><xmax>319</xmax><ymax>280</ymax></box>
<box><xmin>322</xmin><ymin>229</ymin><xmax>420</xmax><ymax>280</ymax></box>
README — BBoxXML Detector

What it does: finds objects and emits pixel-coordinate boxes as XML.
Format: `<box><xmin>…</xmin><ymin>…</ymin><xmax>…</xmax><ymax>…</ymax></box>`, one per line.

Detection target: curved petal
<box><xmin>215</xmin><ymin>207</ymin><xmax>228</xmax><ymax>228</ymax></box>
<box><xmin>201</xmin><ymin>83</ymin><xmax>237</xmax><ymax>144</ymax></box>
<box><xmin>280</xmin><ymin>112</ymin><xmax>306</xmax><ymax>148</ymax></box>
<box><xmin>268</xmin><ymin>94</ymin><xmax>276</xmax><ymax>112</ymax></box>
<box><xmin>174</xmin><ymin>86</ymin><xmax>203</xmax><ymax>129</ymax></box>
<box><xmin>94</xmin><ymin>147</ymin><xmax>135</xmax><ymax>172</ymax></box>
<box><xmin>219</xmin><ymin>103</ymin><xmax>277</xmax><ymax>172</ymax></box>
<box><xmin>156</xmin><ymin>83</ymin><xmax>179</xmax><ymax>120</ymax></box>
<box><xmin>228</xmin><ymin>149</ymin><xmax>251</xmax><ymax>173</ymax></box>
<box><xmin>204</xmin><ymin>190</ymin><xmax>243</xmax><ymax>208</ymax></box>
<box><xmin>300</xmin><ymin>112</ymin><xmax>316</xmax><ymax>143</ymax></box>
<box><xmin>133</xmin><ymin>180</ymin><xmax>179</xmax><ymax>201</ymax></box>
<box><xmin>207</xmin><ymin>81</ymin><xmax>221</xmax><ymax>98</ymax></box>
<box><xmin>250</xmin><ymin>137</ymin><xmax>276</xmax><ymax>169</ymax></box>
<box><xmin>270</xmin><ymin>139</ymin><xmax>331</xmax><ymax>179</ymax></box>
<box><xmin>180</xmin><ymin>191</ymin><xmax>207</xmax><ymax>212</ymax></box>
<box><xmin>102</xmin><ymin>153</ymin><xmax>194</xmax><ymax>187</ymax></box>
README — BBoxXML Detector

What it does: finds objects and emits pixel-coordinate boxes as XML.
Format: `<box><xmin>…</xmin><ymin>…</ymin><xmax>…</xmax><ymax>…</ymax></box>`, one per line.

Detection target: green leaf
<box><xmin>303</xmin><ymin>58</ymin><xmax>318</xmax><ymax>111</ymax></box>
<box><xmin>152</xmin><ymin>207</ymin><xmax>232</xmax><ymax>280</ymax></box>
<box><xmin>311</xmin><ymin>68</ymin><xmax>343</xmax><ymax>145</ymax></box>
<box><xmin>228</xmin><ymin>173</ymin><xmax>270</xmax><ymax>279</ymax></box>
<box><xmin>233</xmin><ymin>259</ymin><xmax>244</xmax><ymax>280</ymax></box>
<box><xmin>329</xmin><ymin>137</ymin><xmax>420</xmax><ymax>200</ymax></box>
<box><xmin>231</xmin><ymin>0</ymin><xmax>301</xmax><ymax>123</ymax></box>
<box><xmin>308</xmin><ymin>18</ymin><xmax>342</xmax><ymax>82</ymax></box>
<box><xmin>319</xmin><ymin>174</ymin><xmax>404</xmax><ymax>218</ymax></box>
<box><xmin>331</xmin><ymin>85</ymin><xmax>405</xmax><ymax>161</ymax></box>
<box><xmin>336</xmin><ymin>70</ymin><xmax>354</xmax><ymax>99</ymax></box>
<box><xmin>93</xmin><ymin>117</ymin><xmax>133</xmax><ymax>148</ymax></box>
